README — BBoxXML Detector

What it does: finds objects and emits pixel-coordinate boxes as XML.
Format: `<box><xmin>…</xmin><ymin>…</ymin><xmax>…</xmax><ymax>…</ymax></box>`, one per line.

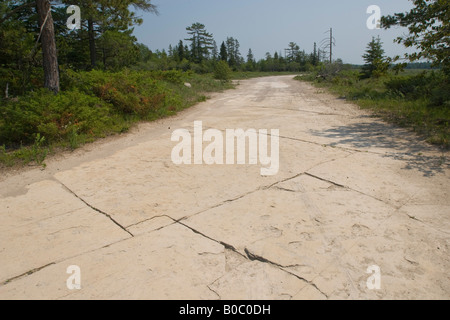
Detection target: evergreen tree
<box><xmin>362</xmin><ymin>36</ymin><xmax>389</xmax><ymax>78</ymax></box>
<box><xmin>247</xmin><ymin>48</ymin><xmax>254</xmax><ymax>64</ymax></box>
<box><xmin>226</xmin><ymin>37</ymin><xmax>241</xmax><ymax>68</ymax></box>
<box><xmin>184</xmin><ymin>45</ymin><xmax>190</xmax><ymax>60</ymax></box>
<box><xmin>185</xmin><ymin>22</ymin><xmax>214</xmax><ymax>63</ymax></box>
<box><xmin>61</xmin><ymin>0</ymin><xmax>158</xmax><ymax>69</ymax></box>
<box><xmin>246</xmin><ymin>48</ymin><xmax>255</xmax><ymax>71</ymax></box>
<box><xmin>98</xmin><ymin>29</ymin><xmax>140</xmax><ymax>70</ymax></box>
<box><xmin>287</xmin><ymin>42</ymin><xmax>299</xmax><ymax>63</ymax></box>
<box><xmin>0</xmin><ymin>1</ymin><xmax>37</xmax><ymax>95</ymax></box>
<box><xmin>177</xmin><ymin>40</ymin><xmax>185</xmax><ymax>61</ymax></box>
<box><xmin>219</xmin><ymin>41</ymin><xmax>228</xmax><ymax>62</ymax></box>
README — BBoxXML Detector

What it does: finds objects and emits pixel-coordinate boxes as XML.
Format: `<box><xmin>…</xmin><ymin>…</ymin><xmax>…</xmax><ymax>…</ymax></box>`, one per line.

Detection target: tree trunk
<box><xmin>35</xmin><ymin>0</ymin><xmax>59</xmax><ymax>94</ymax></box>
<box><xmin>88</xmin><ymin>18</ymin><xmax>97</xmax><ymax>69</ymax></box>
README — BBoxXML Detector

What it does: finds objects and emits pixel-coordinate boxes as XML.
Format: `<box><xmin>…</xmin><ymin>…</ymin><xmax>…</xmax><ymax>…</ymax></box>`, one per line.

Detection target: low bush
<box><xmin>214</xmin><ymin>61</ymin><xmax>232</xmax><ymax>81</ymax></box>
<box><xmin>0</xmin><ymin>69</ymin><xmax>234</xmax><ymax>167</ymax></box>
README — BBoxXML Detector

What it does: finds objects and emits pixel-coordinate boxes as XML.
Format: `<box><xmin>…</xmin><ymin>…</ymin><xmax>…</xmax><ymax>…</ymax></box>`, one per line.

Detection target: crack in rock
<box><xmin>207</xmin><ymin>284</ymin><xmax>221</xmax><ymax>300</ymax></box>
<box><xmin>304</xmin><ymin>172</ymin><xmax>399</xmax><ymax>209</ymax></box>
<box><xmin>244</xmin><ymin>248</ymin><xmax>302</xmax><ymax>269</ymax></box>
<box><xmin>304</xmin><ymin>172</ymin><xmax>347</xmax><ymax>189</ymax></box>
<box><xmin>57</xmin><ymin>181</ymin><xmax>134</xmax><ymax>237</ymax></box>
<box><xmin>125</xmin><ymin>214</ymin><xmax>176</xmax><ymax>229</ymax></box>
<box><xmin>244</xmin><ymin>248</ymin><xmax>329</xmax><ymax>299</ymax></box>
<box><xmin>273</xmin><ymin>186</ymin><xmax>297</xmax><ymax>193</ymax></box>
<box><xmin>1</xmin><ymin>262</ymin><xmax>55</xmax><ymax>286</ymax></box>
<box><xmin>176</xmin><ymin>221</ymin><xmax>246</xmax><ymax>260</ymax></box>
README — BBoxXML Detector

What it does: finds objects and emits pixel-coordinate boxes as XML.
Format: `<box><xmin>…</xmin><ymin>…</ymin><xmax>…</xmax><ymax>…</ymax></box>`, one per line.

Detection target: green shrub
<box><xmin>296</xmin><ymin>69</ymin><xmax>449</xmax><ymax>147</ymax></box>
<box><xmin>0</xmin><ymin>88</ymin><xmax>113</xmax><ymax>147</ymax></box>
<box><xmin>385</xmin><ymin>72</ymin><xmax>431</xmax><ymax>99</ymax></box>
<box><xmin>385</xmin><ymin>71</ymin><xmax>450</xmax><ymax>107</ymax></box>
<box><xmin>214</xmin><ymin>61</ymin><xmax>232</xmax><ymax>81</ymax></box>
<box><xmin>0</xmin><ymin>69</ymin><xmax>235</xmax><ymax>167</ymax></box>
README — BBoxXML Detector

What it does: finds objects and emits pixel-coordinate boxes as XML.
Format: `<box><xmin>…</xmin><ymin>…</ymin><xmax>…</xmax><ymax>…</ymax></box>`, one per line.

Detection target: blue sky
<box><xmin>133</xmin><ymin>0</ymin><xmax>415</xmax><ymax>64</ymax></box>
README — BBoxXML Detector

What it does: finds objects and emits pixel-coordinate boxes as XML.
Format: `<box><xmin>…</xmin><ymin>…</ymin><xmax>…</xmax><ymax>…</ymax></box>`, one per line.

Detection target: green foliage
<box><xmin>226</xmin><ymin>37</ymin><xmax>243</xmax><ymax>69</ymax></box>
<box><xmin>0</xmin><ymin>88</ymin><xmax>114</xmax><ymax>147</ymax></box>
<box><xmin>97</xmin><ymin>30</ymin><xmax>140</xmax><ymax>71</ymax></box>
<box><xmin>361</xmin><ymin>37</ymin><xmax>389</xmax><ymax>79</ymax></box>
<box><xmin>0</xmin><ymin>0</ymin><xmax>158</xmax><ymax>95</ymax></box>
<box><xmin>31</xmin><ymin>133</ymin><xmax>48</xmax><ymax>166</ymax></box>
<box><xmin>385</xmin><ymin>71</ymin><xmax>450</xmax><ymax>108</ymax></box>
<box><xmin>137</xmin><ymin>34</ymin><xmax>319</xmax><ymax>74</ymax></box>
<box><xmin>381</xmin><ymin>0</ymin><xmax>450</xmax><ymax>75</ymax></box>
<box><xmin>0</xmin><ymin>1</ymin><xmax>38</xmax><ymax>97</ymax></box>
<box><xmin>298</xmin><ymin>69</ymin><xmax>449</xmax><ymax>147</ymax></box>
<box><xmin>214</xmin><ymin>60</ymin><xmax>232</xmax><ymax>81</ymax></box>
<box><xmin>0</xmin><ymin>145</ymin><xmax>14</xmax><ymax>167</ymax></box>
<box><xmin>385</xmin><ymin>72</ymin><xmax>432</xmax><ymax>99</ymax></box>
<box><xmin>0</xmin><ymin>134</ymin><xmax>48</xmax><ymax>167</ymax></box>
<box><xmin>220</xmin><ymin>42</ymin><xmax>228</xmax><ymax>62</ymax></box>
<box><xmin>0</xmin><ymin>69</ymin><xmax>234</xmax><ymax>167</ymax></box>
<box><xmin>185</xmin><ymin>22</ymin><xmax>214</xmax><ymax>63</ymax></box>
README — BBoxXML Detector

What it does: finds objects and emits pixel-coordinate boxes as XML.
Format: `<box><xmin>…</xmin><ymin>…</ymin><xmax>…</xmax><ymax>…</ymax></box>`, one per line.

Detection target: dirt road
<box><xmin>0</xmin><ymin>76</ymin><xmax>449</xmax><ymax>299</ymax></box>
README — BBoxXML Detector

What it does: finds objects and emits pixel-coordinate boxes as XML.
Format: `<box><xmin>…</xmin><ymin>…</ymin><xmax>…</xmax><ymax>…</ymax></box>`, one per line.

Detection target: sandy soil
<box><xmin>0</xmin><ymin>76</ymin><xmax>449</xmax><ymax>299</ymax></box>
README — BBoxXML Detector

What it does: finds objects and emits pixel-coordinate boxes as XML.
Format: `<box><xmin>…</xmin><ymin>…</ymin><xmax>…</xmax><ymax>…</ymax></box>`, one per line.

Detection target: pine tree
<box><xmin>226</xmin><ymin>37</ymin><xmax>241</xmax><ymax>68</ymax></box>
<box><xmin>61</xmin><ymin>0</ymin><xmax>158</xmax><ymax>69</ymax></box>
<box><xmin>226</xmin><ymin>37</ymin><xmax>235</xmax><ymax>67</ymax></box>
<box><xmin>246</xmin><ymin>48</ymin><xmax>255</xmax><ymax>71</ymax></box>
<box><xmin>219</xmin><ymin>41</ymin><xmax>228</xmax><ymax>62</ymax></box>
<box><xmin>177</xmin><ymin>40</ymin><xmax>185</xmax><ymax>61</ymax></box>
<box><xmin>185</xmin><ymin>22</ymin><xmax>214</xmax><ymax>63</ymax></box>
<box><xmin>184</xmin><ymin>45</ymin><xmax>190</xmax><ymax>60</ymax></box>
<box><xmin>362</xmin><ymin>36</ymin><xmax>389</xmax><ymax>78</ymax></box>
<box><xmin>287</xmin><ymin>42</ymin><xmax>299</xmax><ymax>63</ymax></box>
<box><xmin>247</xmin><ymin>48</ymin><xmax>254</xmax><ymax>64</ymax></box>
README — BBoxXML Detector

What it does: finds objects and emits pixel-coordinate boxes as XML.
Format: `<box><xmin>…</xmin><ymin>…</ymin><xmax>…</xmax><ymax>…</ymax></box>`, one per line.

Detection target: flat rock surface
<box><xmin>0</xmin><ymin>76</ymin><xmax>449</xmax><ymax>299</ymax></box>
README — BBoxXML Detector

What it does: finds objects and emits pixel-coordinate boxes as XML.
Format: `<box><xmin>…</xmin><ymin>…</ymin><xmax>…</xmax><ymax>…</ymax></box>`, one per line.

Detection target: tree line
<box><xmin>0</xmin><ymin>0</ymin><xmax>448</xmax><ymax>97</ymax></box>
<box><xmin>0</xmin><ymin>0</ymin><xmax>158</xmax><ymax>96</ymax></box>
<box><xmin>0</xmin><ymin>1</ymin><xmax>322</xmax><ymax>97</ymax></box>
<box><xmin>136</xmin><ymin>22</ymin><xmax>321</xmax><ymax>75</ymax></box>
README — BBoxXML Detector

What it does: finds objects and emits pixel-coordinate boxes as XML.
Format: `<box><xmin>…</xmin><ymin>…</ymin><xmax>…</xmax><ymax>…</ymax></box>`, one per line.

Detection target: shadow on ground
<box><xmin>310</xmin><ymin>116</ymin><xmax>449</xmax><ymax>177</ymax></box>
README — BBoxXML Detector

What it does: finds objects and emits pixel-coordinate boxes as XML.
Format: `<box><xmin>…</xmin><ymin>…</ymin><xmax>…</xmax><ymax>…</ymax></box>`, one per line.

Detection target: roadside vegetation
<box><xmin>0</xmin><ymin>70</ymin><xmax>233</xmax><ymax>168</ymax></box>
<box><xmin>1</xmin><ymin>0</ymin><xmax>448</xmax><ymax>168</ymax></box>
<box><xmin>296</xmin><ymin>1</ymin><xmax>449</xmax><ymax>148</ymax></box>
<box><xmin>296</xmin><ymin>67</ymin><xmax>449</xmax><ymax>147</ymax></box>
<box><xmin>0</xmin><ymin>1</ymin><xmax>319</xmax><ymax>168</ymax></box>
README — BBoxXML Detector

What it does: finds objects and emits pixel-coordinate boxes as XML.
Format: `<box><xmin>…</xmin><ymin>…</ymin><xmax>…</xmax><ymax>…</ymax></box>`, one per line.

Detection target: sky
<box><xmin>133</xmin><ymin>0</ymin><xmax>416</xmax><ymax>65</ymax></box>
